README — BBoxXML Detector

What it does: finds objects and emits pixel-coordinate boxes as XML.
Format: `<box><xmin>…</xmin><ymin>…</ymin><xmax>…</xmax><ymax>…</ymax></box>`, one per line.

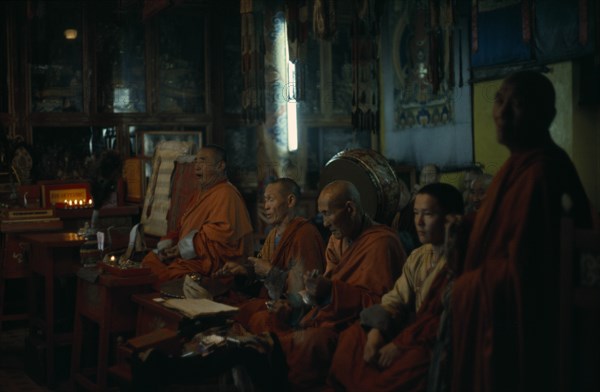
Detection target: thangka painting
<box><xmin>470</xmin><ymin>0</ymin><xmax>532</xmax><ymax>68</ymax></box>
<box><xmin>391</xmin><ymin>0</ymin><xmax>455</xmax><ymax>129</ymax></box>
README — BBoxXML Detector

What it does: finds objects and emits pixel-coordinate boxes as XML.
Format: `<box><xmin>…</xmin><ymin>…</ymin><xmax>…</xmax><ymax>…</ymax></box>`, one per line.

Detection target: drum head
<box><xmin>319</xmin><ymin>158</ymin><xmax>379</xmax><ymax>219</ymax></box>
<box><xmin>318</xmin><ymin>149</ymin><xmax>400</xmax><ymax>225</ymax></box>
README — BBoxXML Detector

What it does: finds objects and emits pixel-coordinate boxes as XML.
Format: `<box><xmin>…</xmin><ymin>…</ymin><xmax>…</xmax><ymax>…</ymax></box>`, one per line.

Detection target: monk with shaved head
<box><xmin>214</xmin><ymin>177</ymin><xmax>326</xmax><ymax>326</ymax></box>
<box><xmin>141</xmin><ymin>145</ymin><xmax>254</xmax><ymax>286</ymax></box>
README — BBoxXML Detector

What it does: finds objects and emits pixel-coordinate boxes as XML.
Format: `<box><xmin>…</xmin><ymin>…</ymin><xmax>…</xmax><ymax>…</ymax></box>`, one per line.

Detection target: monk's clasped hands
<box><xmin>158</xmin><ymin>244</ymin><xmax>180</xmax><ymax>263</ymax></box>
<box><xmin>248</xmin><ymin>256</ymin><xmax>271</xmax><ymax>277</ymax></box>
<box><xmin>213</xmin><ymin>261</ymin><xmax>249</xmax><ymax>277</ymax></box>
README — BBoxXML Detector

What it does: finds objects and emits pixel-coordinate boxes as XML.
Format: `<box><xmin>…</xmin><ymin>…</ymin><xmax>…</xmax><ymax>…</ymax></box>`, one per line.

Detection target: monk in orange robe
<box><xmin>447</xmin><ymin>71</ymin><xmax>595</xmax><ymax>392</ymax></box>
<box><xmin>142</xmin><ymin>145</ymin><xmax>254</xmax><ymax>287</ymax></box>
<box><xmin>214</xmin><ymin>178</ymin><xmax>325</xmax><ymax>325</ymax></box>
<box><xmin>250</xmin><ymin>180</ymin><xmax>406</xmax><ymax>391</ymax></box>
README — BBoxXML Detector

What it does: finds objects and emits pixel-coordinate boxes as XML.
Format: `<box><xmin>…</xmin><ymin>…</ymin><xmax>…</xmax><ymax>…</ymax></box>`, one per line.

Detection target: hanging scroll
<box><xmin>351</xmin><ymin>0</ymin><xmax>380</xmax><ymax>133</ymax></box>
<box><xmin>241</xmin><ymin>0</ymin><xmax>266</xmax><ymax>123</ymax></box>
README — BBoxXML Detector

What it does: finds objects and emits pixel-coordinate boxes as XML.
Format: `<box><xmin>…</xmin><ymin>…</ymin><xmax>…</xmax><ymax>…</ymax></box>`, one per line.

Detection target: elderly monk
<box><xmin>445</xmin><ymin>71</ymin><xmax>595</xmax><ymax>392</ymax></box>
<box><xmin>327</xmin><ymin>183</ymin><xmax>464</xmax><ymax>392</ymax></box>
<box><xmin>251</xmin><ymin>180</ymin><xmax>405</xmax><ymax>391</ymax></box>
<box><xmin>215</xmin><ymin>177</ymin><xmax>325</xmax><ymax>325</ymax></box>
<box><xmin>141</xmin><ymin>145</ymin><xmax>254</xmax><ymax>286</ymax></box>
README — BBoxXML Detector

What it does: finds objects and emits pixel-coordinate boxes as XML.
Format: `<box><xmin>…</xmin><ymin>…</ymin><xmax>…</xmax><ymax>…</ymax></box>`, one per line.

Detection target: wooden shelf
<box><xmin>54</xmin><ymin>205</ymin><xmax>140</xmax><ymax>219</ymax></box>
<box><xmin>0</xmin><ymin>219</ymin><xmax>63</xmax><ymax>233</ymax></box>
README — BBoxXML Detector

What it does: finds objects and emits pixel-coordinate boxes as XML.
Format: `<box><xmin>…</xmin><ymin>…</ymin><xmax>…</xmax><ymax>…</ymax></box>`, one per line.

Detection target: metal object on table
<box><xmin>159</xmin><ymin>274</ymin><xmax>231</xmax><ymax>299</ymax></box>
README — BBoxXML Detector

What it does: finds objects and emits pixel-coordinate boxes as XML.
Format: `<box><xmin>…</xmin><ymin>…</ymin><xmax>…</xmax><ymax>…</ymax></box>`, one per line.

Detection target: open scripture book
<box><xmin>162</xmin><ymin>298</ymin><xmax>239</xmax><ymax>319</ymax></box>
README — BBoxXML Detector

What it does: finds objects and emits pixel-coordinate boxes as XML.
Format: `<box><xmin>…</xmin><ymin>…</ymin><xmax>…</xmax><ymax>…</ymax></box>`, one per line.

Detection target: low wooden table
<box><xmin>105</xmin><ymin>292</ymin><xmax>184</xmax><ymax>388</ymax></box>
<box><xmin>71</xmin><ymin>269</ymin><xmax>157</xmax><ymax>391</ymax></box>
<box><xmin>0</xmin><ymin>219</ymin><xmax>63</xmax><ymax>332</ymax></box>
<box><xmin>20</xmin><ymin>232</ymin><xmax>86</xmax><ymax>387</ymax></box>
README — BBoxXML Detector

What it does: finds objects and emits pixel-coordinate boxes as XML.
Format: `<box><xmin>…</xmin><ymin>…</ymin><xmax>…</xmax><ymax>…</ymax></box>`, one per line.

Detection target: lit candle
<box><xmin>110</xmin><ymin>255</ymin><xmax>116</xmax><ymax>262</ymax></box>
<box><xmin>88</xmin><ymin>199</ymin><xmax>93</xmax><ymax>205</ymax></box>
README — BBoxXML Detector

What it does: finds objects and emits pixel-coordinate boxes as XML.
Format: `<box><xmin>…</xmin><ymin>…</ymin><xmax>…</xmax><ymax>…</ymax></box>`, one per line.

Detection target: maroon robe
<box><xmin>451</xmin><ymin>142</ymin><xmax>594</xmax><ymax>392</ymax></box>
<box><xmin>328</xmin><ymin>272</ymin><xmax>450</xmax><ymax>392</ymax></box>
<box><xmin>262</xmin><ymin>224</ymin><xmax>406</xmax><ymax>391</ymax></box>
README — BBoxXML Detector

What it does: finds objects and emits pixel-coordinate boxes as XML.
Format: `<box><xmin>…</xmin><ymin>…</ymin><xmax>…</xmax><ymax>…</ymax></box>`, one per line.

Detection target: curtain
<box><xmin>241</xmin><ymin>1</ymin><xmax>313</xmax><ymax>214</ymax></box>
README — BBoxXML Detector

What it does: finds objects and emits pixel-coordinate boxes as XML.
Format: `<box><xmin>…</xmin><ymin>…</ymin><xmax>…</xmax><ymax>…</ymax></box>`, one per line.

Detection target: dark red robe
<box><xmin>253</xmin><ymin>224</ymin><xmax>406</xmax><ymax>391</ymax></box>
<box><xmin>451</xmin><ymin>142</ymin><xmax>594</xmax><ymax>392</ymax></box>
<box><xmin>327</xmin><ymin>272</ymin><xmax>450</xmax><ymax>392</ymax></box>
<box><xmin>234</xmin><ymin>217</ymin><xmax>325</xmax><ymax>326</ymax></box>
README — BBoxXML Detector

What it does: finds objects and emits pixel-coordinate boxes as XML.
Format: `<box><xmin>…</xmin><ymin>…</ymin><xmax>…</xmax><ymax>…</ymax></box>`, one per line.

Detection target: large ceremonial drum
<box><xmin>318</xmin><ymin>149</ymin><xmax>400</xmax><ymax>225</ymax></box>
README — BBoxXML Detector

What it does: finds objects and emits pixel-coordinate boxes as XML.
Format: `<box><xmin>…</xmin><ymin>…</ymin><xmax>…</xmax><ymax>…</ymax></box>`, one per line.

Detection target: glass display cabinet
<box><xmin>223</xmin><ymin>13</ymin><xmax>242</xmax><ymax>115</ymax></box>
<box><xmin>94</xmin><ymin>6</ymin><xmax>146</xmax><ymax>113</ymax></box>
<box><xmin>30</xmin><ymin>1</ymin><xmax>84</xmax><ymax>113</ymax></box>
<box><xmin>156</xmin><ymin>8</ymin><xmax>207</xmax><ymax>113</ymax></box>
<box><xmin>31</xmin><ymin>126</ymin><xmax>118</xmax><ymax>181</ymax></box>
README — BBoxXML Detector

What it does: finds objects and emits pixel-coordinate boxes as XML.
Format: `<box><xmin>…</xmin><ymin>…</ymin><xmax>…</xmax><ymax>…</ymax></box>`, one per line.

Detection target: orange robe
<box><xmin>327</xmin><ymin>272</ymin><xmax>450</xmax><ymax>392</ymax></box>
<box><xmin>268</xmin><ymin>224</ymin><xmax>406</xmax><ymax>391</ymax></box>
<box><xmin>234</xmin><ymin>217</ymin><xmax>326</xmax><ymax>326</ymax></box>
<box><xmin>451</xmin><ymin>142</ymin><xmax>594</xmax><ymax>392</ymax></box>
<box><xmin>142</xmin><ymin>180</ymin><xmax>254</xmax><ymax>286</ymax></box>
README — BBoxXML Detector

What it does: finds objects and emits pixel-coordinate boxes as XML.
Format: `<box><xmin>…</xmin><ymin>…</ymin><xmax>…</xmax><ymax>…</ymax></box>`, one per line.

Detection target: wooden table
<box><xmin>20</xmin><ymin>232</ymin><xmax>86</xmax><ymax>387</ymax></box>
<box><xmin>71</xmin><ymin>270</ymin><xmax>157</xmax><ymax>391</ymax></box>
<box><xmin>109</xmin><ymin>292</ymin><xmax>240</xmax><ymax>388</ymax></box>
<box><xmin>106</xmin><ymin>293</ymin><xmax>183</xmax><ymax>389</ymax></box>
<box><xmin>0</xmin><ymin>219</ymin><xmax>63</xmax><ymax>332</ymax></box>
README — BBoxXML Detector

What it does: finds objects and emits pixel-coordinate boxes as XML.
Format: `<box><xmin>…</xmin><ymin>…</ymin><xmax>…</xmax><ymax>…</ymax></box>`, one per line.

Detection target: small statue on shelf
<box><xmin>413</xmin><ymin>163</ymin><xmax>441</xmax><ymax>194</ymax></box>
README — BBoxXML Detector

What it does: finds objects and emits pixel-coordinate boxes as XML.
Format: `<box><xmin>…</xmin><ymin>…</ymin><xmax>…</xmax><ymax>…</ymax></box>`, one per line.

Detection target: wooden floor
<box><xmin>0</xmin><ymin>321</ymin><xmax>50</xmax><ymax>392</ymax></box>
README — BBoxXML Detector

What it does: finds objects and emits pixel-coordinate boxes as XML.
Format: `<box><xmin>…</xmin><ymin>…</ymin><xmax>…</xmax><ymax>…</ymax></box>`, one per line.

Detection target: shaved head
<box><xmin>270</xmin><ymin>177</ymin><xmax>301</xmax><ymax>200</ymax></box>
<box><xmin>320</xmin><ymin>180</ymin><xmax>363</xmax><ymax>213</ymax></box>
<box><xmin>318</xmin><ymin>180</ymin><xmax>367</xmax><ymax>240</ymax></box>
<box><xmin>203</xmin><ymin>144</ymin><xmax>227</xmax><ymax>163</ymax></box>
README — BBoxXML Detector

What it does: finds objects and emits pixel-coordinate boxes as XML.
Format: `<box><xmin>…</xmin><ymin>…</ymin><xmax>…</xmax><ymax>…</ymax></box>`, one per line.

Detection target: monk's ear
<box><xmin>345</xmin><ymin>200</ymin><xmax>356</xmax><ymax>215</ymax></box>
<box><xmin>216</xmin><ymin>159</ymin><xmax>226</xmax><ymax>171</ymax></box>
<box><xmin>287</xmin><ymin>193</ymin><xmax>297</xmax><ymax>208</ymax></box>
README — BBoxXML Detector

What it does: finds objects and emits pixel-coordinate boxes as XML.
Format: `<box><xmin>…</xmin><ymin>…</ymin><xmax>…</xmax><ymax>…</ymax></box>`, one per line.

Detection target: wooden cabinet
<box><xmin>0</xmin><ymin>0</ymin><xmax>365</xmax><ymax>196</ymax></box>
<box><xmin>0</xmin><ymin>0</ymin><xmax>225</xmax><ymax>182</ymax></box>
<box><xmin>93</xmin><ymin>5</ymin><xmax>147</xmax><ymax>114</ymax></box>
<box><xmin>0</xmin><ymin>2</ymin><xmax>9</xmax><ymax>115</ymax></box>
<box><xmin>155</xmin><ymin>8</ymin><xmax>207</xmax><ymax>114</ymax></box>
<box><xmin>21</xmin><ymin>232</ymin><xmax>86</xmax><ymax>387</ymax></box>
